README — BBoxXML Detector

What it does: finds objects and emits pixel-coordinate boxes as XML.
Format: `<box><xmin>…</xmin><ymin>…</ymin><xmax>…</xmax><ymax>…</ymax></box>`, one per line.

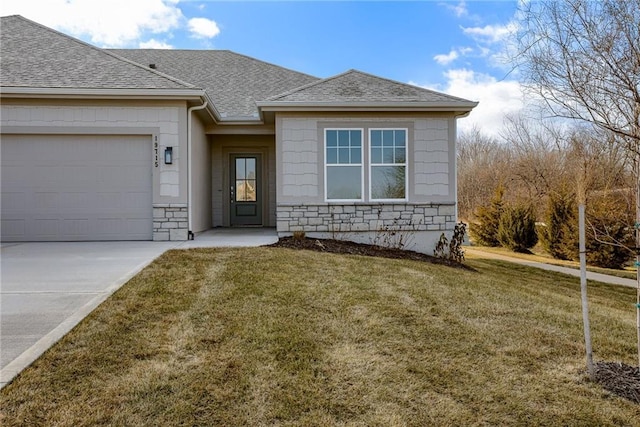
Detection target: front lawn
<box><xmin>1</xmin><ymin>247</ymin><xmax>638</xmax><ymax>426</ymax></box>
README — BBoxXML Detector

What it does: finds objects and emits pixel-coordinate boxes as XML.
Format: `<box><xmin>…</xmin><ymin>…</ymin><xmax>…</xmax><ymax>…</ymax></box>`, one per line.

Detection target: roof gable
<box><xmin>0</xmin><ymin>15</ymin><xmax>195</xmax><ymax>91</ymax></box>
<box><xmin>265</xmin><ymin>69</ymin><xmax>476</xmax><ymax>106</ymax></box>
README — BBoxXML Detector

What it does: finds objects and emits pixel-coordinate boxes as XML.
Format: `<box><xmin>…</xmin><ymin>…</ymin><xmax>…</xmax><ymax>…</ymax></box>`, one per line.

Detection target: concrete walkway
<box><xmin>465</xmin><ymin>248</ymin><xmax>637</xmax><ymax>288</ymax></box>
<box><xmin>178</xmin><ymin>227</ymin><xmax>278</xmax><ymax>249</ymax></box>
<box><xmin>0</xmin><ymin>228</ymin><xmax>278</xmax><ymax>389</ymax></box>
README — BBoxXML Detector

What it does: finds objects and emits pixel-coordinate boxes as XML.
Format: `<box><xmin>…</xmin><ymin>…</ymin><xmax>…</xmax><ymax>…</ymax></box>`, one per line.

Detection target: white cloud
<box><xmin>462</xmin><ymin>22</ymin><xmax>518</xmax><ymax>44</ymax></box>
<box><xmin>413</xmin><ymin>69</ymin><xmax>526</xmax><ymax>138</ymax></box>
<box><xmin>139</xmin><ymin>39</ymin><xmax>174</xmax><ymax>49</ymax></box>
<box><xmin>434</xmin><ymin>50</ymin><xmax>459</xmax><ymax>66</ymax></box>
<box><xmin>188</xmin><ymin>17</ymin><xmax>220</xmax><ymax>39</ymax></box>
<box><xmin>441</xmin><ymin>1</ymin><xmax>468</xmax><ymax>18</ymax></box>
<box><xmin>0</xmin><ymin>0</ymin><xmax>186</xmax><ymax>47</ymax></box>
<box><xmin>434</xmin><ymin>47</ymin><xmax>475</xmax><ymax>66</ymax></box>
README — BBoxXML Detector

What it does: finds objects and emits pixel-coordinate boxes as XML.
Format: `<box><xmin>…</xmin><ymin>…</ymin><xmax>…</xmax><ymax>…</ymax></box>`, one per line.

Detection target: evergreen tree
<box><xmin>497</xmin><ymin>204</ymin><xmax>538</xmax><ymax>253</ymax></box>
<box><xmin>470</xmin><ymin>183</ymin><xmax>505</xmax><ymax>246</ymax></box>
<box><xmin>540</xmin><ymin>192</ymin><xmax>578</xmax><ymax>260</ymax></box>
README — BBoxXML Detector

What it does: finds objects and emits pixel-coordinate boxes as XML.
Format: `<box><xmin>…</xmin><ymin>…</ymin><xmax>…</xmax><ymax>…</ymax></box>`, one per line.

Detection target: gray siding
<box><xmin>1</xmin><ymin>101</ymin><xmax>188</xmax><ymax>205</ymax></box>
<box><xmin>276</xmin><ymin>114</ymin><xmax>457</xmax><ymax>205</ymax></box>
<box><xmin>191</xmin><ymin>114</ymin><xmax>212</xmax><ymax>233</ymax></box>
<box><xmin>1</xmin><ymin>100</ymin><xmax>191</xmax><ymax>241</ymax></box>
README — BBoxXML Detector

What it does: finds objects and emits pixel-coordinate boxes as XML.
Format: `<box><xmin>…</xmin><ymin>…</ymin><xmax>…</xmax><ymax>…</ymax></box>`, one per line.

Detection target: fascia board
<box><xmin>0</xmin><ymin>87</ymin><xmax>207</xmax><ymax>99</ymax></box>
<box><xmin>1</xmin><ymin>86</ymin><xmax>222</xmax><ymax>124</ymax></box>
<box><xmin>255</xmin><ymin>101</ymin><xmax>479</xmax><ymax>112</ymax></box>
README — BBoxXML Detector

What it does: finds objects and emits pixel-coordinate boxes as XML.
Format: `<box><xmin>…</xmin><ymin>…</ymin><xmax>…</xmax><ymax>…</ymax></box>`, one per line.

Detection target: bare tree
<box><xmin>501</xmin><ymin>114</ymin><xmax>567</xmax><ymax>203</ymax></box>
<box><xmin>515</xmin><ymin>0</ymin><xmax>640</xmax><ymax>367</ymax></box>
<box><xmin>457</xmin><ymin>127</ymin><xmax>511</xmax><ymax>219</ymax></box>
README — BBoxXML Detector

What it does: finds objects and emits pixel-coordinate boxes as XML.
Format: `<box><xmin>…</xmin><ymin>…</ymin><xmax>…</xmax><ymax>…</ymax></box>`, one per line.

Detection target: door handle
<box><xmin>230</xmin><ymin>186</ymin><xmax>234</xmax><ymax>203</ymax></box>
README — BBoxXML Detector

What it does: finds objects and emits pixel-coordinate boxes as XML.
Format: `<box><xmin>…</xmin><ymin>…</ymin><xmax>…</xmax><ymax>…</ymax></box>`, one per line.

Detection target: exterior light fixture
<box><xmin>164</xmin><ymin>147</ymin><xmax>173</xmax><ymax>164</ymax></box>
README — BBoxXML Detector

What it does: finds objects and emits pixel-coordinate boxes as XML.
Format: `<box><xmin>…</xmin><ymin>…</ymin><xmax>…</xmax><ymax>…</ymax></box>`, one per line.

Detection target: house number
<box><xmin>154</xmin><ymin>138</ymin><xmax>159</xmax><ymax>167</ymax></box>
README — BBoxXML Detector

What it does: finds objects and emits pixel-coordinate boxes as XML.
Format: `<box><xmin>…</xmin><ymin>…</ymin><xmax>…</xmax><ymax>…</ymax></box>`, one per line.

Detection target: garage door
<box><xmin>1</xmin><ymin>134</ymin><xmax>153</xmax><ymax>241</ymax></box>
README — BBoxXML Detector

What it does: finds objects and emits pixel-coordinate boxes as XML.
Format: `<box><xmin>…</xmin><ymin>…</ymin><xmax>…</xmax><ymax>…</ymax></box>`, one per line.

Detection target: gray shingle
<box><xmin>109</xmin><ymin>49</ymin><xmax>319</xmax><ymax>118</ymax></box>
<box><xmin>0</xmin><ymin>15</ymin><xmax>195</xmax><ymax>90</ymax></box>
<box><xmin>266</xmin><ymin>69</ymin><xmax>475</xmax><ymax>105</ymax></box>
<box><xmin>2</xmin><ymin>14</ymin><xmax>475</xmax><ymax>119</ymax></box>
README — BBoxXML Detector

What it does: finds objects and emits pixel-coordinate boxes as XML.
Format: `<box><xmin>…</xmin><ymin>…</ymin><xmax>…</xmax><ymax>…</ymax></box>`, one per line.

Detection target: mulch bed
<box><xmin>269</xmin><ymin>236</ymin><xmax>472</xmax><ymax>270</ymax></box>
<box><xmin>594</xmin><ymin>361</ymin><xmax>640</xmax><ymax>404</ymax></box>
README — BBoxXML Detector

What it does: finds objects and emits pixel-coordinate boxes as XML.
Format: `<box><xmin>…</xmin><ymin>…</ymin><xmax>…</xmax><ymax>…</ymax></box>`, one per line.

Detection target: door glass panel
<box><xmin>235</xmin><ymin>158</ymin><xmax>257</xmax><ymax>202</ymax></box>
<box><xmin>246</xmin><ymin>158</ymin><xmax>256</xmax><ymax>179</ymax></box>
<box><xmin>236</xmin><ymin>158</ymin><xmax>246</xmax><ymax>179</ymax></box>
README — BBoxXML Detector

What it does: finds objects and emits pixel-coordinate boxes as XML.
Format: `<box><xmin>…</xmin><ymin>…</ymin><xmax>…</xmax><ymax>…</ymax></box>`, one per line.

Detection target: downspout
<box><xmin>187</xmin><ymin>101</ymin><xmax>208</xmax><ymax>240</ymax></box>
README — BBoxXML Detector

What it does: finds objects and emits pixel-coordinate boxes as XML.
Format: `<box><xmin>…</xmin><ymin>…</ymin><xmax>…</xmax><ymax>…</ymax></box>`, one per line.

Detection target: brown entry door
<box><xmin>230</xmin><ymin>155</ymin><xmax>262</xmax><ymax>226</ymax></box>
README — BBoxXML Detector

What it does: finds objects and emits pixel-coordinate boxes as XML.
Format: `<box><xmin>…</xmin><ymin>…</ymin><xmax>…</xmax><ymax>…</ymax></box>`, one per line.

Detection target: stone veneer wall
<box><xmin>276</xmin><ymin>203</ymin><xmax>456</xmax><ymax>234</ymax></box>
<box><xmin>153</xmin><ymin>204</ymin><xmax>188</xmax><ymax>241</ymax></box>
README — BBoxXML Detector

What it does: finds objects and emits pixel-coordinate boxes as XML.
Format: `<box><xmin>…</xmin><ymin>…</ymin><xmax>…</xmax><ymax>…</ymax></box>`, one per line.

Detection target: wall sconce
<box><xmin>164</xmin><ymin>147</ymin><xmax>173</xmax><ymax>165</ymax></box>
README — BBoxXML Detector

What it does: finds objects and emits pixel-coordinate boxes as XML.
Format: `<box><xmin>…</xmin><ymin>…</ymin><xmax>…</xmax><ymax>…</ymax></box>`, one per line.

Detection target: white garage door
<box><xmin>1</xmin><ymin>134</ymin><xmax>153</xmax><ymax>241</ymax></box>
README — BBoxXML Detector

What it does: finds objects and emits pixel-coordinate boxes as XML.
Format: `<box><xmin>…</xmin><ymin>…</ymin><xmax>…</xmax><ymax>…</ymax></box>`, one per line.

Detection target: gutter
<box><xmin>255</xmin><ymin>100</ymin><xmax>479</xmax><ymax>111</ymax></box>
<box><xmin>187</xmin><ymin>100</ymin><xmax>209</xmax><ymax>240</ymax></box>
<box><xmin>0</xmin><ymin>86</ymin><xmax>206</xmax><ymax>99</ymax></box>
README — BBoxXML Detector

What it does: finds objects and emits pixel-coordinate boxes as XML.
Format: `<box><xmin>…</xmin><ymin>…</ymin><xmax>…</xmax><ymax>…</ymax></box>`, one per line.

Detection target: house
<box><xmin>0</xmin><ymin>15</ymin><xmax>477</xmax><ymax>254</ymax></box>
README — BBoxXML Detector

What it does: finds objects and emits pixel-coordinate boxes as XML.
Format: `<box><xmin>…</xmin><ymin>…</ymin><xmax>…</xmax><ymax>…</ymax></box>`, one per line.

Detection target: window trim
<box><xmin>324</xmin><ymin>128</ymin><xmax>365</xmax><ymax>202</ymax></box>
<box><xmin>368</xmin><ymin>128</ymin><xmax>408</xmax><ymax>202</ymax></box>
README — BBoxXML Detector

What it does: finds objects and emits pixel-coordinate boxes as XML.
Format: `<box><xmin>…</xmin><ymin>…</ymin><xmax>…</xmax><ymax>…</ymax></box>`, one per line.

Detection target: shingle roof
<box><xmin>0</xmin><ymin>15</ymin><xmax>195</xmax><ymax>91</ymax></box>
<box><xmin>1</xmin><ymin>15</ymin><xmax>476</xmax><ymax>120</ymax></box>
<box><xmin>109</xmin><ymin>49</ymin><xmax>320</xmax><ymax>119</ymax></box>
<box><xmin>264</xmin><ymin>69</ymin><xmax>475</xmax><ymax>106</ymax></box>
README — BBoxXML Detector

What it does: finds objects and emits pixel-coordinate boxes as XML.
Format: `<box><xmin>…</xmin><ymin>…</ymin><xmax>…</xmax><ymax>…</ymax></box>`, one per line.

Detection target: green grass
<box><xmin>469</xmin><ymin>245</ymin><xmax>637</xmax><ymax>280</ymax></box>
<box><xmin>1</xmin><ymin>247</ymin><xmax>638</xmax><ymax>426</ymax></box>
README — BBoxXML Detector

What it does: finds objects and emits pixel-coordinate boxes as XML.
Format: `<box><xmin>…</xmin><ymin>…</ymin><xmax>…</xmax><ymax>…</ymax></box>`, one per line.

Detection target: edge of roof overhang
<box><xmin>0</xmin><ymin>87</ymin><xmax>224</xmax><ymax>124</ymax></box>
<box><xmin>255</xmin><ymin>101</ymin><xmax>479</xmax><ymax>113</ymax></box>
<box><xmin>0</xmin><ymin>86</ymin><xmax>206</xmax><ymax>99</ymax></box>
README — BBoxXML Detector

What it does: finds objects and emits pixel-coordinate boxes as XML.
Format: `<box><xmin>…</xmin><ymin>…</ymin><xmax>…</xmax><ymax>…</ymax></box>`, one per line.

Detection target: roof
<box><xmin>0</xmin><ymin>15</ymin><xmax>197</xmax><ymax>92</ymax></box>
<box><xmin>1</xmin><ymin>15</ymin><xmax>477</xmax><ymax>121</ymax></box>
<box><xmin>258</xmin><ymin>69</ymin><xmax>477</xmax><ymax>111</ymax></box>
<box><xmin>109</xmin><ymin>49</ymin><xmax>319</xmax><ymax>119</ymax></box>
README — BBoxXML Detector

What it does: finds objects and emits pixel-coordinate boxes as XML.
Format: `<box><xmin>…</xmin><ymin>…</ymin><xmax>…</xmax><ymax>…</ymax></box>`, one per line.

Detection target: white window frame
<box><xmin>368</xmin><ymin>128</ymin><xmax>408</xmax><ymax>202</ymax></box>
<box><xmin>324</xmin><ymin>128</ymin><xmax>364</xmax><ymax>202</ymax></box>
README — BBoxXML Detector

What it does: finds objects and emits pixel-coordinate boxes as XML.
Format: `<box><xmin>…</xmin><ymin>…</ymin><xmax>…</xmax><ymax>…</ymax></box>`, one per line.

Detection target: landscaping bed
<box><xmin>270</xmin><ymin>236</ymin><xmax>471</xmax><ymax>269</ymax></box>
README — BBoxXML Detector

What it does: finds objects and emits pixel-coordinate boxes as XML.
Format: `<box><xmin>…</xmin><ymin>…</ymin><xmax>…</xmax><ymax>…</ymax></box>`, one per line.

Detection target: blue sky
<box><xmin>1</xmin><ymin>0</ymin><xmax>525</xmax><ymax>136</ymax></box>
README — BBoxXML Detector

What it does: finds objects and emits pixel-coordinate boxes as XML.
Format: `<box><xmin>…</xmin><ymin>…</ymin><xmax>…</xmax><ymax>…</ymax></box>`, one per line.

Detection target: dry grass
<box><xmin>1</xmin><ymin>247</ymin><xmax>639</xmax><ymax>426</ymax></box>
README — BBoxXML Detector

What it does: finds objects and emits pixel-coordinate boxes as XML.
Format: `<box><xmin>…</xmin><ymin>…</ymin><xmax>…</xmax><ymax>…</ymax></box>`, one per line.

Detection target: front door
<box><xmin>230</xmin><ymin>155</ymin><xmax>262</xmax><ymax>226</ymax></box>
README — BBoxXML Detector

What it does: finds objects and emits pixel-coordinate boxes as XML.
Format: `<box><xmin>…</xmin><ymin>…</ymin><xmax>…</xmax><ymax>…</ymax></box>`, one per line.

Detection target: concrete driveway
<box><xmin>0</xmin><ymin>241</ymin><xmax>177</xmax><ymax>388</ymax></box>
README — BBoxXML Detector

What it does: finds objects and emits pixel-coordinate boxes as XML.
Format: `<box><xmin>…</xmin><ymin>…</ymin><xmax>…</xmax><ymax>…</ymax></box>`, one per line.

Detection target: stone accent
<box><xmin>153</xmin><ymin>203</ymin><xmax>188</xmax><ymax>241</ymax></box>
<box><xmin>276</xmin><ymin>203</ymin><xmax>456</xmax><ymax>234</ymax></box>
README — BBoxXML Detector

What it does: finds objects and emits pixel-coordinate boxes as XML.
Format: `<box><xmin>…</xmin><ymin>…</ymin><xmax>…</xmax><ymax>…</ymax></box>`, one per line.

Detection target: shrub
<box><xmin>434</xmin><ymin>222</ymin><xmax>467</xmax><ymax>263</ymax></box>
<box><xmin>585</xmin><ymin>191</ymin><xmax>634</xmax><ymax>269</ymax></box>
<box><xmin>470</xmin><ymin>184</ymin><xmax>505</xmax><ymax>246</ymax></box>
<box><xmin>497</xmin><ymin>204</ymin><xmax>538</xmax><ymax>253</ymax></box>
<box><xmin>540</xmin><ymin>192</ymin><xmax>578</xmax><ymax>260</ymax></box>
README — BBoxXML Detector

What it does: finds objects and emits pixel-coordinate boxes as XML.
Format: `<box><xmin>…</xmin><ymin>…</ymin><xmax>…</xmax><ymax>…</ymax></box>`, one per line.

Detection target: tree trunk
<box><xmin>579</xmin><ymin>204</ymin><xmax>594</xmax><ymax>378</ymax></box>
<box><xmin>635</xmin><ymin>155</ymin><xmax>640</xmax><ymax>368</ymax></box>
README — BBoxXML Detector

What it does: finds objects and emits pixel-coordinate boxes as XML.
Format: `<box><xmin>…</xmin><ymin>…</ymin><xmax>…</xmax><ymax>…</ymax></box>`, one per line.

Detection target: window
<box><xmin>370</xmin><ymin>129</ymin><xmax>407</xmax><ymax>200</ymax></box>
<box><xmin>325</xmin><ymin>129</ymin><xmax>363</xmax><ymax>200</ymax></box>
